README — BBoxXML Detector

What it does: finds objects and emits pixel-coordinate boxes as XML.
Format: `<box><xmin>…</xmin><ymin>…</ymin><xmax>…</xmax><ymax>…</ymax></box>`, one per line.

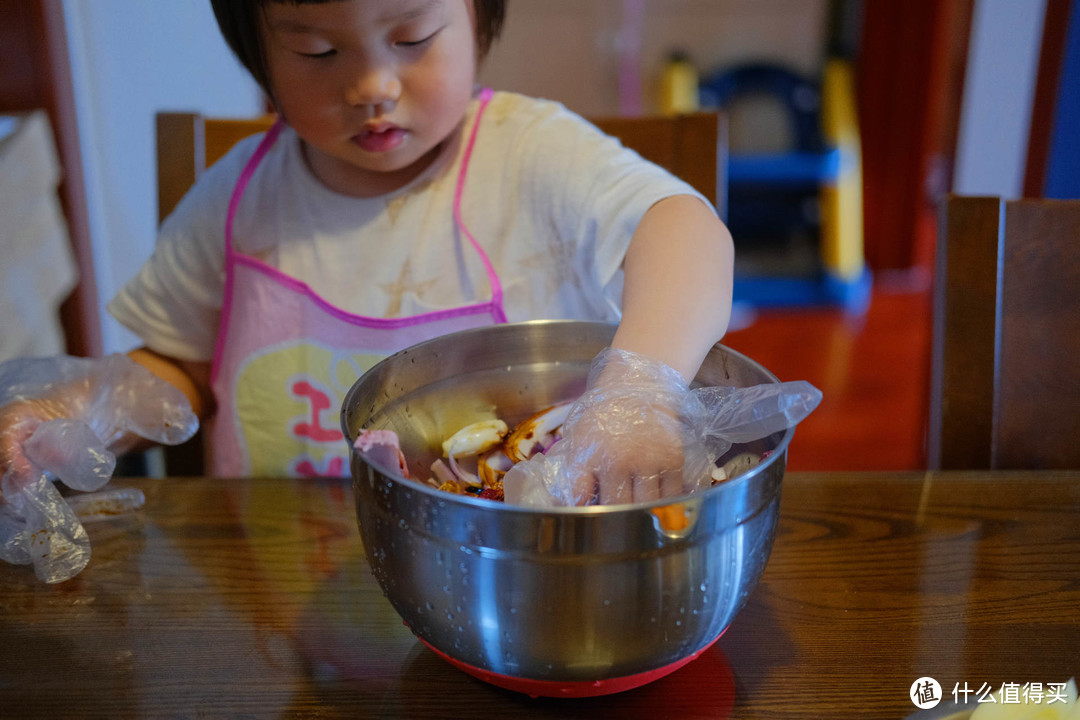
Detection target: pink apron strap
<box><xmin>222</xmin><ymin>91</ymin><xmax>506</xmax><ymax>322</ymax></box>
<box><xmin>453</xmin><ymin>88</ymin><xmax>508</xmax><ymax>323</ymax></box>
<box><xmin>225</xmin><ymin>119</ymin><xmax>286</xmax><ymax>256</ymax></box>
<box><xmin>213</xmin><ymin>119</ymin><xmax>286</xmax><ymax>383</ymax></box>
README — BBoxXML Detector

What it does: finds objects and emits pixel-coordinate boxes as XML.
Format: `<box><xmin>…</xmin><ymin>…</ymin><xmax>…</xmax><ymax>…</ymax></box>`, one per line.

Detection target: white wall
<box><xmin>953</xmin><ymin>0</ymin><xmax>1047</xmax><ymax>198</ymax></box>
<box><xmin>63</xmin><ymin>0</ymin><xmax>263</xmax><ymax>354</ymax></box>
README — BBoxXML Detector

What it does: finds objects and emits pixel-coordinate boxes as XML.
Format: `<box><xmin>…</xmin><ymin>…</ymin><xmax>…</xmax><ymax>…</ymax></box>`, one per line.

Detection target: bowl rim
<box><xmin>343</xmin><ymin>319</ymin><xmax>794</xmax><ymax>516</ymax></box>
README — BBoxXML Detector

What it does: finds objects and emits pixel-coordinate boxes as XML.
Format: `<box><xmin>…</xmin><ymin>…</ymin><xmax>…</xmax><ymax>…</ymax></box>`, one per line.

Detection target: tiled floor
<box><xmin>722</xmin><ymin>273</ymin><xmax>933</xmax><ymax>472</ymax></box>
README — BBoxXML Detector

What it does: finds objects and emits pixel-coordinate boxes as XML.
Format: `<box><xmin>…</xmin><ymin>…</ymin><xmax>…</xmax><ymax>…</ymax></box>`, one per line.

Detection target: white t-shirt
<box><xmin>109</xmin><ymin>91</ymin><xmax>709</xmax><ymax>362</ymax></box>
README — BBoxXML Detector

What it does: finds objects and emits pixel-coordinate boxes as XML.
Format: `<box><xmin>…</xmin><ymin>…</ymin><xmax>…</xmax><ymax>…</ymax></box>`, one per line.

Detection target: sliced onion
<box><xmin>478</xmin><ymin>448</ymin><xmax>514</xmax><ymax>488</ymax></box>
<box><xmin>447</xmin><ymin>452</ymin><xmax>482</xmax><ymax>489</ymax></box>
<box><xmin>503</xmin><ymin>402</ymin><xmax>573</xmax><ymax>463</ymax></box>
<box><xmin>430</xmin><ymin>458</ymin><xmax>458</xmax><ymax>489</ymax></box>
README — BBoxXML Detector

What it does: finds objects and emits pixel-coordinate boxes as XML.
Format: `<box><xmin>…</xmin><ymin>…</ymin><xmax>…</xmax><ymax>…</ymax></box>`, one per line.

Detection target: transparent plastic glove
<box><xmin>0</xmin><ymin>354</ymin><xmax>198</xmax><ymax>582</ymax></box>
<box><xmin>502</xmin><ymin>348</ymin><xmax>822</xmax><ymax>508</ymax></box>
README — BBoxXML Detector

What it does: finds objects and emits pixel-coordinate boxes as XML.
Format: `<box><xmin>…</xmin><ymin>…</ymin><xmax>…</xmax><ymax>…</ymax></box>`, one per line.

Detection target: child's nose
<box><xmin>345</xmin><ymin>66</ymin><xmax>402</xmax><ymax>110</ymax></box>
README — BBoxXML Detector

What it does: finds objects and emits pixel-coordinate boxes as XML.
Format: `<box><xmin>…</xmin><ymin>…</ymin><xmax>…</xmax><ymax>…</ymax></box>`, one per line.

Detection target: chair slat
<box><xmin>930</xmin><ymin>195</ymin><xmax>1080</xmax><ymax>470</ymax></box>
<box><xmin>997</xmin><ymin>200</ymin><xmax>1080</xmax><ymax>468</ymax></box>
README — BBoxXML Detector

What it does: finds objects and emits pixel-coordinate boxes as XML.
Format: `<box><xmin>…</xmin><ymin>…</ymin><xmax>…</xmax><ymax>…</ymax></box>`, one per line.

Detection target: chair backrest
<box><xmin>585</xmin><ymin>112</ymin><xmax>723</xmax><ymax>208</ymax></box>
<box><xmin>156</xmin><ymin>113</ymin><xmax>277</xmax><ymax>223</ymax></box>
<box><xmin>928</xmin><ymin>195</ymin><xmax>1080</xmax><ymax>470</ymax></box>
<box><xmin>155</xmin><ymin>109</ymin><xmax>724</xmax><ymax>475</ymax></box>
<box><xmin>157</xmin><ymin>110</ymin><xmax>723</xmax><ymax>222</ymax></box>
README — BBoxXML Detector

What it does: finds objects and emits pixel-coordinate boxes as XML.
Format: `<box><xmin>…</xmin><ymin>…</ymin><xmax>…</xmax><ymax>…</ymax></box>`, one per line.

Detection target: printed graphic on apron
<box><xmin>233</xmin><ymin>342</ymin><xmax>382</xmax><ymax>476</ymax></box>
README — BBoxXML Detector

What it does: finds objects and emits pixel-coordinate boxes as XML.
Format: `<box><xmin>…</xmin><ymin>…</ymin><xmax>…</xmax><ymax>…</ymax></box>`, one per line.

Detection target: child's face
<box><xmin>261</xmin><ymin>0</ymin><xmax>478</xmax><ymax>194</ymax></box>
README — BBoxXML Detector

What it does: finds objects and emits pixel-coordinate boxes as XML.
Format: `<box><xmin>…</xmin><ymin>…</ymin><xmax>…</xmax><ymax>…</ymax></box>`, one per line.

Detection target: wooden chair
<box><xmin>157</xmin><ymin>110</ymin><xmax>724</xmax><ymax>219</ymax></box>
<box><xmin>155</xmin><ymin>109</ymin><xmax>725</xmax><ymax>475</ymax></box>
<box><xmin>928</xmin><ymin>195</ymin><xmax>1080</xmax><ymax>470</ymax></box>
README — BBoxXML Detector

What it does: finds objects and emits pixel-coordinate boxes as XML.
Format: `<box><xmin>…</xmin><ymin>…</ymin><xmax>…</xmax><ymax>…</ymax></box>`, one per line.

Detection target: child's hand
<box><xmin>501</xmin><ymin>348</ymin><xmax>822</xmax><ymax>508</ymax></box>
<box><xmin>1</xmin><ymin>396</ymin><xmax>83</xmax><ymax>499</ymax></box>
<box><xmin>554</xmin><ymin>386</ymin><xmax>690</xmax><ymax>505</ymax></box>
<box><xmin>503</xmin><ymin>348</ymin><xmax>715</xmax><ymax>506</ymax></box>
<box><xmin>0</xmin><ymin>355</ymin><xmax>199</xmax><ymax>501</ymax></box>
<box><xmin>1</xmin><ymin>355</ymin><xmax>199</xmax><ymax>583</ymax></box>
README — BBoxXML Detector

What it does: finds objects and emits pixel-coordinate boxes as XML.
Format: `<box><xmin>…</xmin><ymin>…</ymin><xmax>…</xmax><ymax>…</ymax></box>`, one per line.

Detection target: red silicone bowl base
<box><xmin>418</xmin><ymin>627</ymin><xmax>728</xmax><ymax>699</ymax></box>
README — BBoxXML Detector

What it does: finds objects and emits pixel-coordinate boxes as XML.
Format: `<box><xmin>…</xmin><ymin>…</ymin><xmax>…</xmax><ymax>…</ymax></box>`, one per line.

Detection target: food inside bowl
<box><xmin>354</xmin><ymin>401</ymin><xmax>768</xmax><ymax>504</ymax></box>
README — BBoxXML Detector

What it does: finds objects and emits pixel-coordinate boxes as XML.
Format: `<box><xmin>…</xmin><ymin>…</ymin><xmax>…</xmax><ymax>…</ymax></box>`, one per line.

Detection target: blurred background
<box><xmin>1</xmin><ymin>0</ymin><xmax>1077</xmax><ymax>471</ymax></box>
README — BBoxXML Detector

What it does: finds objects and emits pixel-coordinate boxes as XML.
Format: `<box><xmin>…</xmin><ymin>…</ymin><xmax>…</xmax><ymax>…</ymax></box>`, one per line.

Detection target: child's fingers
<box><xmin>632</xmin><ymin>473</ymin><xmax>661</xmax><ymax>504</ymax></box>
<box><xmin>23</xmin><ymin>419</ymin><xmax>115</xmax><ymax>492</ymax></box>
<box><xmin>569</xmin><ymin>466</ymin><xmax>598</xmax><ymax>506</ymax></box>
<box><xmin>627</xmin><ymin>466</ymin><xmax>683</xmax><ymax>504</ymax></box>
<box><xmin>0</xmin><ymin>401</ymin><xmax>48</xmax><ymax>496</ymax></box>
<box><xmin>660</xmin><ymin>467</ymin><xmax>684</xmax><ymax>499</ymax></box>
<box><xmin>114</xmin><ymin>360</ymin><xmax>199</xmax><ymax>447</ymax></box>
<box><xmin>599</xmin><ymin>467</ymin><xmax>634</xmax><ymax>505</ymax></box>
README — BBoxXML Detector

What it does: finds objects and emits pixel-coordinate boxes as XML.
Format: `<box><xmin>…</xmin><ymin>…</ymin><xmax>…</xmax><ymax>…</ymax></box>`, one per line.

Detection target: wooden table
<box><xmin>2</xmin><ymin>472</ymin><xmax>1078</xmax><ymax>719</ymax></box>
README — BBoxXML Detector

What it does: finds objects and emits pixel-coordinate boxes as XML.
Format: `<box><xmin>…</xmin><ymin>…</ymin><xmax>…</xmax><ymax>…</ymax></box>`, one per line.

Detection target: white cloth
<box><xmin>0</xmin><ymin>112</ymin><xmax>78</xmax><ymax>361</ymax></box>
<box><xmin>108</xmin><ymin>92</ymin><xmax>709</xmax><ymax>362</ymax></box>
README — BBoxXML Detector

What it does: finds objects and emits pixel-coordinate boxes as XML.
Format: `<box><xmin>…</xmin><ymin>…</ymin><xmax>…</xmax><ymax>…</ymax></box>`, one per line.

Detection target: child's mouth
<box><xmin>354</xmin><ymin>126</ymin><xmax>406</xmax><ymax>153</ymax></box>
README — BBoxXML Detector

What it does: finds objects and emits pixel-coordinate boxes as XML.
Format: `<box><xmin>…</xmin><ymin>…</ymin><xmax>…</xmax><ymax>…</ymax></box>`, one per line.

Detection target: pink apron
<box><xmin>209</xmin><ymin>89</ymin><xmax>506</xmax><ymax>477</ymax></box>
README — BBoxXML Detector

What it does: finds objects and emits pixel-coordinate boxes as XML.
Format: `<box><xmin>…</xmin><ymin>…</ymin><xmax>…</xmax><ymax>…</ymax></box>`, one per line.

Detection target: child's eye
<box><xmin>395</xmin><ymin>28</ymin><xmax>442</xmax><ymax>48</ymax></box>
<box><xmin>298</xmin><ymin>49</ymin><xmax>337</xmax><ymax>59</ymax></box>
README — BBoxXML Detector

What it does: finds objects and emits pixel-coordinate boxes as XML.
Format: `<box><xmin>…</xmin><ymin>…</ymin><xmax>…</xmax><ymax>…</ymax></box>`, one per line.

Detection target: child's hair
<box><xmin>211</xmin><ymin>0</ymin><xmax>507</xmax><ymax>103</ymax></box>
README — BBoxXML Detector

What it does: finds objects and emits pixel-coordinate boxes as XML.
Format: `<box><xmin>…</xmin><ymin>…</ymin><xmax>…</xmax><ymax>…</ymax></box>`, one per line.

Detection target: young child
<box><xmin>1</xmin><ymin>0</ymin><xmax>733</xmax><ymax>506</ymax></box>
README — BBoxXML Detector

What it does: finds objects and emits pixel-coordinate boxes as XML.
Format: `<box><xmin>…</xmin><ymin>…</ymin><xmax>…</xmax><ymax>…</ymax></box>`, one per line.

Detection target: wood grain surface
<box><xmin>930</xmin><ymin>196</ymin><xmax>1080</xmax><ymax>470</ymax></box>
<box><xmin>1</xmin><ymin>472</ymin><xmax>1078</xmax><ymax>719</ymax></box>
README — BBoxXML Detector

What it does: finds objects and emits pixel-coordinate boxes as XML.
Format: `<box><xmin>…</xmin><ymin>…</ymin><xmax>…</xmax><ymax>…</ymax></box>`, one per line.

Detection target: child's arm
<box><xmin>548</xmin><ymin>194</ymin><xmax>735</xmax><ymax>505</ymax></box>
<box><xmin>611</xmin><ymin>194</ymin><xmax>734</xmax><ymax>380</ymax></box>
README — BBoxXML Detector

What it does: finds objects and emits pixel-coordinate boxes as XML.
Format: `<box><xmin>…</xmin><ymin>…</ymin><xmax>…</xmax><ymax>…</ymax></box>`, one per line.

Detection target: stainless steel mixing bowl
<box><xmin>341</xmin><ymin>320</ymin><xmax>791</xmax><ymax>691</ymax></box>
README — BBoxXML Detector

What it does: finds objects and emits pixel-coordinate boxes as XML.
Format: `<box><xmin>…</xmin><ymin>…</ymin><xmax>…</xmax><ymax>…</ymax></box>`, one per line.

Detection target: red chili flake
<box><xmin>478</xmin><ymin>488</ymin><xmax>504</xmax><ymax>502</ymax></box>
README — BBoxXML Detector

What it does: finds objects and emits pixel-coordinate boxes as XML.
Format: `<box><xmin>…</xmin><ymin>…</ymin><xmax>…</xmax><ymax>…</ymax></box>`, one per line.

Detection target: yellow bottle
<box><xmin>658</xmin><ymin>51</ymin><xmax>699</xmax><ymax>116</ymax></box>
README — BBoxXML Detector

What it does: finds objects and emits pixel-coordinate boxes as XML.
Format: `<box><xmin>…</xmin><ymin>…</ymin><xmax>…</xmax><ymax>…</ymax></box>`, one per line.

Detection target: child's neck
<box><xmin>301</xmin><ymin>140</ymin><xmax>449</xmax><ymax>199</ymax></box>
